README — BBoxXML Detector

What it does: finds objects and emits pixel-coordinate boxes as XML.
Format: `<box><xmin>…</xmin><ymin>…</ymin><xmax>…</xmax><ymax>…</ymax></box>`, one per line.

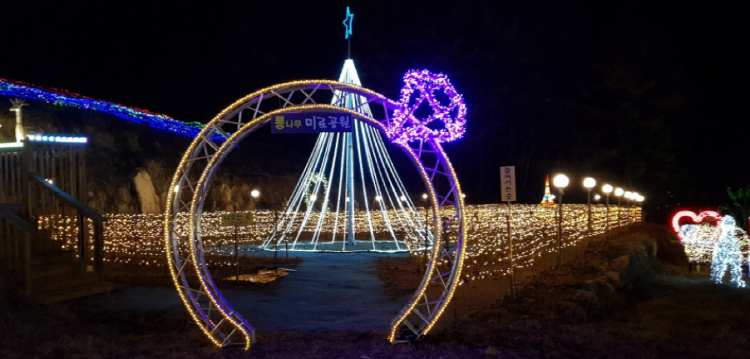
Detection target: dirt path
<box><xmin>72</xmin><ymin>251</ymin><xmax>412</xmax><ymax>331</ymax></box>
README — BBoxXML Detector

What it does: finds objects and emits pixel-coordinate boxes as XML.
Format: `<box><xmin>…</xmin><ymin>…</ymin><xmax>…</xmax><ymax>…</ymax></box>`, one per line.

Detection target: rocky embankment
<box><xmin>447</xmin><ymin>223</ymin><xmax>669</xmax><ymax>352</ymax></box>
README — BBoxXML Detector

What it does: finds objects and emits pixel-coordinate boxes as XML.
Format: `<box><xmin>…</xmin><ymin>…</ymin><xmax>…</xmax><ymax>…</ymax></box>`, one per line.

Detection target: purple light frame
<box><xmin>387</xmin><ymin>70</ymin><xmax>467</xmax><ymax>145</ymax></box>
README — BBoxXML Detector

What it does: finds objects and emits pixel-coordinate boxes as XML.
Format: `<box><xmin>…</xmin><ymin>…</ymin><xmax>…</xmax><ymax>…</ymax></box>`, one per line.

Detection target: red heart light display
<box><xmin>671</xmin><ymin>210</ymin><xmax>722</xmax><ymax>241</ymax></box>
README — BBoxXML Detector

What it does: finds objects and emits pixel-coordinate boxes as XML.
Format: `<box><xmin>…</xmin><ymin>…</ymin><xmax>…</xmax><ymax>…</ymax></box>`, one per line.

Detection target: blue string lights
<box><xmin>0</xmin><ymin>78</ymin><xmax>205</xmax><ymax>138</ymax></box>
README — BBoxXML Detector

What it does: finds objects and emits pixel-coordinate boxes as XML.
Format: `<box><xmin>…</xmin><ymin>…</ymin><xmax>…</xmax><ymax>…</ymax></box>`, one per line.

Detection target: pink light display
<box><xmin>671</xmin><ymin>210</ymin><xmax>722</xmax><ymax>241</ymax></box>
<box><xmin>387</xmin><ymin>70</ymin><xmax>467</xmax><ymax>145</ymax></box>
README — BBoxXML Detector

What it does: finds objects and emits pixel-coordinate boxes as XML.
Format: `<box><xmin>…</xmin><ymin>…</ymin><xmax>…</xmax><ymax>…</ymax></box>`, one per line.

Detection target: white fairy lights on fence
<box><xmin>37</xmin><ymin>204</ymin><xmax>640</xmax><ymax>279</ymax></box>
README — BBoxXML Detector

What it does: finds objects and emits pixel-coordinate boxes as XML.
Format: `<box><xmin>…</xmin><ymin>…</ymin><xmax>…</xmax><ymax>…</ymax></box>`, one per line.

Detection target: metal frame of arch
<box><xmin>163</xmin><ymin>80</ymin><xmax>466</xmax><ymax>349</ymax></box>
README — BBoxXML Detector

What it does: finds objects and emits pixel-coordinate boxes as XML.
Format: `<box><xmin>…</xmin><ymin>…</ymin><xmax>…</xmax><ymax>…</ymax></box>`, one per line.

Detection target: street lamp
<box><xmin>553</xmin><ymin>174</ymin><xmax>569</xmax><ymax>267</ymax></box>
<box><xmin>636</xmin><ymin>195</ymin><xmax>644</xmax><ymax>221</ymax></box>
<box><xmin>615</xmin><ymin>187</ymin><xmax>624</xmax><ymax>203</ymax></box>
<box><xmin>250</xmin><ymin>189</ymin><xmax>261</xmax><ymax>254</ymax></box>
<box><xmin>632</xmin><ymin>192</ymin><xmax>643</xmax><ymax>215</ymax></box>
<box><xmin>251</xmin><ymin>189</ymin><xmax>260</xmax><ymax>230</ymax></box>
<box><xmin>623</xmin><ymin>191</ymin><xmax>632</xmax><ymax>223</ymax></box>
<box><xmin>594</xmin><ymin>194</ymin><xmax>601</xmax><ymax>202</ymax></box>
<box><xmin>583</xmin><ymin>177</ymin><xmax>596</xmax><ymax>233</ymax></box>
<box><xmin>602</xmin><ymin>184</ymin><xmax>613</xmax><ymax>233</ymax></box>
<box><xmin>615</xmin><ymin>188</ymin><xmax>624</xmax><ymax>228</ymax></box>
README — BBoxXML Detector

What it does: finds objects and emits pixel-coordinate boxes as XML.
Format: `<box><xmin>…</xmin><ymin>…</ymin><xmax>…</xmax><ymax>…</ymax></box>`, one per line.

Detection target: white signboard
<box><xmin>500</xmin><ymin>166</ymin><xmax>516</xmax><ymax>202</ymax></box>
<box><xmin>221</xmin><ymin>213</ymin><xmax>254</xmax><ymax>227</ymax></box>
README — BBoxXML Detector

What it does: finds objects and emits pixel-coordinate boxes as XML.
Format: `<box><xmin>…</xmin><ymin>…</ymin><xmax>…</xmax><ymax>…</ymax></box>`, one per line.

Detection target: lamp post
<box><xmin>583</xmin><ymin>178</ymin><xmax>596</xmax><ymax>233</ymax></box>
<box><xmin>624</xmin><ymin>191</ymin><xmax>633</xmax><ymax>223</ymax></box>
<box><xmin>553</xmin><ymin>174</ymin><xmax>569</xmax><ymax>268</ymax></box>
<box><xmin>251</xmin><ymin>189</ymin><xmax>260</xmax><ymax>239</ymax></box>
<box><xmin>421</xmin><ymin>193</ymin><xmax>429</xmax><ymax>229</ymax></box>
<box><xmin>614</xmin><ymin>188</ymin><xmax>624</xmax><ymax>230</ymax></box>
<box><xmin>250</xmin><ymin>189</ymin><xmax>260</xmax><ymax>276</ymax></box>
<box><xmin>634</xmin><ymin>193</ymin><xmax>642</xmax><ymax>222</ymax></box>
<box><xmin>602</xmin><ymin>184</ymin><xmax>613</xmax><ymax>234</ymax></box>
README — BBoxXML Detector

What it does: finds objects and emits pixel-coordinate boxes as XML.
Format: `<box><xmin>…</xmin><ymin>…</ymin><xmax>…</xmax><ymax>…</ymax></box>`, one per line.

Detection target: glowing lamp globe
<box><xmin>594</xmin><ymin>194</ymin><xmax>601</xmax><ymax>200</ymax></box>
<box><xmin>251</xmin><ymin>189</ymin><xmax>260</xmax><ymax>198</ymax></box>
<box><xmin>615</xmin><ymin>188</ymin><xmax>624</xmax><ymax>197</ymax></box>
<box><xmin>624</xmin><ymin>191</ymin><xmax>633</xmax><ymax>199</ymax></box>
<box><xmin>422</xmin><ymin>193</ymin><xmax>428</xmax><ymax>199</ymax></box>
<box><xmin>583</xmin><ymin>177</ymin><xmax>596</xmax><ymax>189</ymax></box>
<box><xmin>602</xmin><ymin>184</ymin><xmax>613</xmax><ymax>194</ymax></box>
<box><xmin>552</xmin><ymin>174</ymin><xmax>569</xmax><ymax>188</ymax></box>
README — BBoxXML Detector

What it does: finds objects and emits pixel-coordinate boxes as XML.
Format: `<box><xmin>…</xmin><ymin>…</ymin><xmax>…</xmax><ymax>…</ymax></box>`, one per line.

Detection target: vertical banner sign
<box><xmin>500</xmin><ymin>166</ymin><xmax>516</xmax><ymax>202</ymax></box>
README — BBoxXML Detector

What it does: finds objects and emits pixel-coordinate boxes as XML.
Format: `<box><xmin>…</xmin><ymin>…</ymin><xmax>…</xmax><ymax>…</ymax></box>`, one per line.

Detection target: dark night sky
<box><xmin>1</xmin><ymin>1</ymin><xmax>748</xmax><ymax>221</ymax></box>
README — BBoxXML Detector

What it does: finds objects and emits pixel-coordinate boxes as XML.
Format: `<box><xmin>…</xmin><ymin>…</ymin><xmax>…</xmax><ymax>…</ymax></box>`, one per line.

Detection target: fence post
<box><xmin>94</xmin><ymin>219</ymin><xmax>104</xmax><ymax>272</ymax></box>
<box><xmin>77</xmin><ymin>212</ymin><xmax>85</xmax><ymax>262</ymax></box>
<box><xmin>23</xmin><ymin>230</ymin><xmax>31</xmax><ymax>295</ymax></box>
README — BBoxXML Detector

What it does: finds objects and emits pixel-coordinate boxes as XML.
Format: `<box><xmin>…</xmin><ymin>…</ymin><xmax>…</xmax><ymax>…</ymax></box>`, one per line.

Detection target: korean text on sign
<box><xmin>271</xmin><ymin>112</ymin><xmax>353</xmax><ymax>133</ymax></box>
<box><xmin>500</xmin><ymin>166</ymin><xmax>516</xmax><ymax>202</ymax></box>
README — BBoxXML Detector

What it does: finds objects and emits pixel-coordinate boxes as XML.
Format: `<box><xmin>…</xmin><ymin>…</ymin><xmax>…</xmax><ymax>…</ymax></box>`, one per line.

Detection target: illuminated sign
<box><xmin>271</xmin><ymin>112</ymin><xmax>353</xmax><ymax>134</ymax></box>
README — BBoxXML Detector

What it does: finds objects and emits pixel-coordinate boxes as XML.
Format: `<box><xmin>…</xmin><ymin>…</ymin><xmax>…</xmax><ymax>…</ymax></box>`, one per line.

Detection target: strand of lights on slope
<box><xmin>710</xmin><ymin>215</ymin><xmax>747</xmax><ymax>288</ymax></box>
<box><xmin>387</xmin><ymin>70</ymin><xmax>467</xmax><ymax>145</ymax></box>
<box><xmin>35</xmin><ymin>204</ymin><xmax>643</xmax><ymax>274</ymax></box>
<box><xmin>0</xmin><ymin>78</ymin><xmax>205</xmax><ymax>138</ymax></box>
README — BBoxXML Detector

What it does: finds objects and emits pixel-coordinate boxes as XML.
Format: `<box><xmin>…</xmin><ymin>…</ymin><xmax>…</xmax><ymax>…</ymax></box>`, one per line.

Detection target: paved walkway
<box><xmin>70</xmin><ymin>251</ymin><xmax>411</xmax><ymax>331</ymax></box>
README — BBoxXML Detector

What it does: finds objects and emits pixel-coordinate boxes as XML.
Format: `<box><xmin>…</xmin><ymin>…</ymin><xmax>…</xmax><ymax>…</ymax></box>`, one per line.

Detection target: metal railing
<box><xmin>27</xmin><ymin>172</ymin><xmax>106</xmax><ymax>271</ymax></box>
<box><xmin>0</xmin><ymin>204</ymin><xmax>32</xmax><ymax>294</ymax></box>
